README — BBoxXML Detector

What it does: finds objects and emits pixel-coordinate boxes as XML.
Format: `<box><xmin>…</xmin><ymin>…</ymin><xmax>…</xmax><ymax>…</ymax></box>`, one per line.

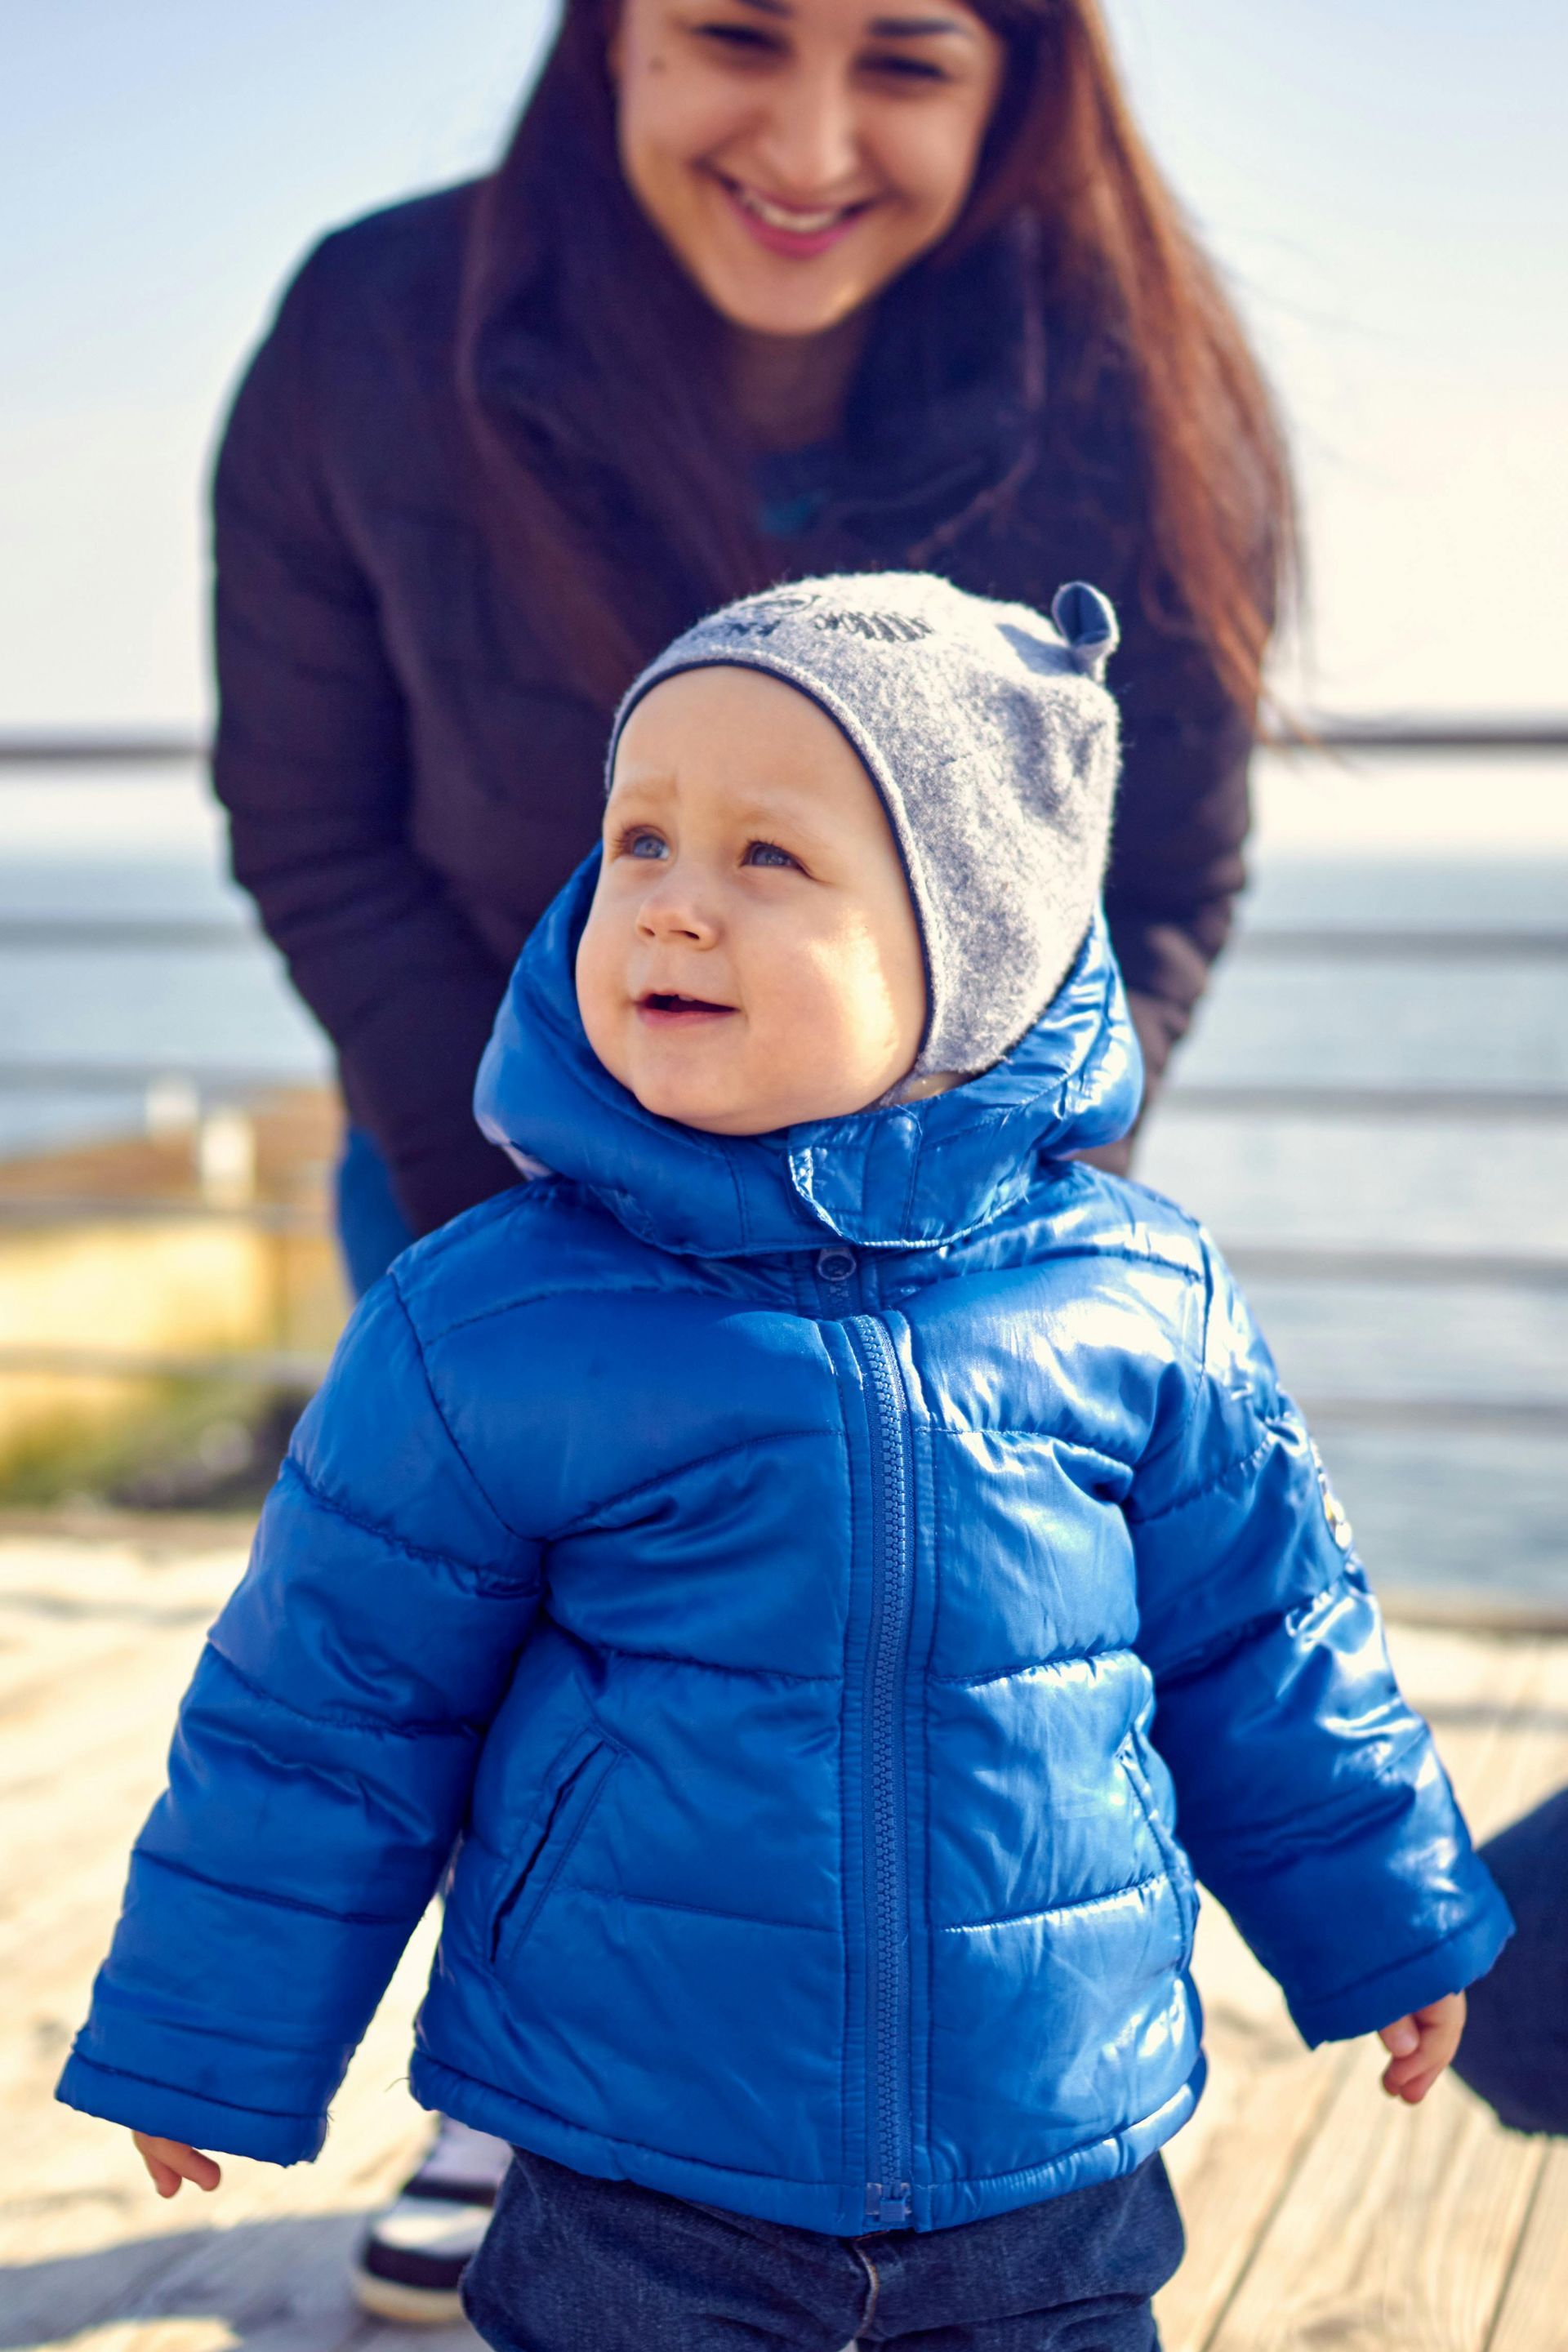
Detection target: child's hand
<box><xmin>1377</xmin><ymin>1991</ymin><xmax>1466</xmax><ymax>2104</ymax></box>
<box><xmin>132</xmin><ymin>2132</ymin><xmax>222</xmax><ymax>2198</ymax></box>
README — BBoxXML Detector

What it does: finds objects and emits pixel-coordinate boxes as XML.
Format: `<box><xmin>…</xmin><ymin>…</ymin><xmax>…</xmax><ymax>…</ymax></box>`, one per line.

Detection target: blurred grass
<box><xmin>0</xmin><ymin>1374</ymin><xmax>305</xmax><ymax>1509</ymax></box>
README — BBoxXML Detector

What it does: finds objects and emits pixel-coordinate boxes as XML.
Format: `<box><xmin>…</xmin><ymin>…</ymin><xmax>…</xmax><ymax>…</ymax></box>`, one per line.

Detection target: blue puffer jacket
<box><xmin>59</xmin><ymin>860</ymin><xmax>1510</xmax><ymax>2235</ymax></box>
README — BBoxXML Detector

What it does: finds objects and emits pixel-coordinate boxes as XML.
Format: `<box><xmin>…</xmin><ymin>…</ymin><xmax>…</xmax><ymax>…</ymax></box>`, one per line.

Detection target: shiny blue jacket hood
<box><xmin>474</xmin><ymin>852</ymin><xmax>1143</xmax><ymax>1258</ymax></box>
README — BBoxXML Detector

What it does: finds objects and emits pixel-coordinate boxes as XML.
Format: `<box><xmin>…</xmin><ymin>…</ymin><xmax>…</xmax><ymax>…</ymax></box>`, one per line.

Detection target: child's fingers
<box><xmin>1380</xmin><ymin>2050</ymin><xmax>1432</xmax><ymax>2099</ymax></box>
<box><xmin>1422</xmin><ymin>1992</ymin><xmax>1467</xmax><ymax>2069</ymax></box>
<box><xmin>1383</xmin><ymin>2059</ymin><xmax>1444</xmax><ymax>2105</ymax></box>
<box><xmin>131</xmin><ymin>2133</ymin><xmax>221</xmax><ymax>2196</ymax></box>
<box><xmin>1377</xmin><ymin>1991</ymin><xmax>1468</xmax><ymax>2101</ymax></box>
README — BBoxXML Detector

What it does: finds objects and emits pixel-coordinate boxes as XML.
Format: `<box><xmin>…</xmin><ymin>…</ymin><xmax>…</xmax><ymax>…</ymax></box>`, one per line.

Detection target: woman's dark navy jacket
<box><xmin>212</xmin><ymin>184</ymin><xmax>1259</xmax><ymax>1234</ymax></box>
<box><xmin>58</xmin><ymin>866</ymin><xmax>1510</xmax><ymax>2235</ymax></box>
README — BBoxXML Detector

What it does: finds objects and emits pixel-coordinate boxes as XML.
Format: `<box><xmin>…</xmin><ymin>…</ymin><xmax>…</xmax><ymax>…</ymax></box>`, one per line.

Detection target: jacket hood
<box><xmin>474</xmin><ymin>854</ymin><xmax>1142</xmax><ymax>1259</ymax></box>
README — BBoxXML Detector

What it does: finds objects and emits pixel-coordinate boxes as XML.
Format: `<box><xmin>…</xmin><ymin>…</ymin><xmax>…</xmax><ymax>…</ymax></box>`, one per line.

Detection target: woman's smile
<box><xmin>713</xmin><ymin>169</ymin><xmax>876</xmax><ymax>258</ymax></box>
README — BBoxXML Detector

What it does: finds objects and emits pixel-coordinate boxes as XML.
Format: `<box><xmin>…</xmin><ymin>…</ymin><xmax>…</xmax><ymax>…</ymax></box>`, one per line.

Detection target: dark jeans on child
<box><xmin>461</xmin><ymin>2145</ymin><xmax>1184</xmax><ymax>2352</ymax></box>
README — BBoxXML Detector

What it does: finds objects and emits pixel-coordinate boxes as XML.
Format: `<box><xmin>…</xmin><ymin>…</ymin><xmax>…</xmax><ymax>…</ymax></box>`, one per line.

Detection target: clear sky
<box><xmin>2</xmin><ymin>0</ymin><xmax>1563</xmax><ymax>731</ymax></box>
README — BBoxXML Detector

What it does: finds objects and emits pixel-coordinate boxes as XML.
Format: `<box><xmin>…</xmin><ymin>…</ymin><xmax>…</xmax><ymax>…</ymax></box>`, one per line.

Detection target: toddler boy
<box><xmin>59</xmin><ymin>574</ymin><xmax>1510</xmax><ymax>2350</ymax></box>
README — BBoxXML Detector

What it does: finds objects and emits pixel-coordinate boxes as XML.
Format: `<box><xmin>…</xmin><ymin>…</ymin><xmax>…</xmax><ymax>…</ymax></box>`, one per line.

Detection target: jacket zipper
<box><xmin>846</xmin><ymin>1315</ymin><xmax>915</xmax><ymax>2230</ymax></box>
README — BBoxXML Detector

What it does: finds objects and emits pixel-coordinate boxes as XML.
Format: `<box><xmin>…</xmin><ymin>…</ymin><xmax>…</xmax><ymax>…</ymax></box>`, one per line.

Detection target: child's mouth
<box><xmin>636</xmin><ymin>991</ymin><xmax>736</xmax><ymax>1027</ymax></box>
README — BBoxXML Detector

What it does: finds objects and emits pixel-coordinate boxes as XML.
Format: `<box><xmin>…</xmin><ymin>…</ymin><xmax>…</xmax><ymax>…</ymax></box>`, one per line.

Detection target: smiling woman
<box><xmin>611</xmin><ymin>0</ymin><xmax>1006</xmax><ymax>347</ymax></box>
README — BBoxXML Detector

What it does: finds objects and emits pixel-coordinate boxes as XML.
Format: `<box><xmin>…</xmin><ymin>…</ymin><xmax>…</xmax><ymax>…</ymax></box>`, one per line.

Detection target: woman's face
<box><xmin>609</xmin><ymin>0</ymin><xmax>1007</xmax><ymax>339</ymax></box>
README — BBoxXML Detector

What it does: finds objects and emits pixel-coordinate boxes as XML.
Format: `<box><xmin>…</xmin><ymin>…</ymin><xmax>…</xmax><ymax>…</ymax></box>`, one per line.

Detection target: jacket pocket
<box><xmin>489</xmin><ymin>1727</ymin><xmax>622</xmax><ymax>1969</ymax></box>
<box><xmin>1119</xmin><ymin>1735</ymin><xmax>1199</xmax><ymax>1947</ymax></box>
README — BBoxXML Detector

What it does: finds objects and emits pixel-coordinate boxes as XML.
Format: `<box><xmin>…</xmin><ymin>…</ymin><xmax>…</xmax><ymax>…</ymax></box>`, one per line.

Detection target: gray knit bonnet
<box><xmin>607</xmin><ymin>571</ymin><xmax>1121</xmax><ymax>1081</ymax></box>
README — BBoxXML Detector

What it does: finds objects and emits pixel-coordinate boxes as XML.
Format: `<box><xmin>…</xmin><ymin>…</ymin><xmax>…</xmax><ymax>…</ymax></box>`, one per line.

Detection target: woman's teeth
<box><xmin>730</xmin><ymin>183</ymin><xmax>856</xmax><ymax>234</ymax></box>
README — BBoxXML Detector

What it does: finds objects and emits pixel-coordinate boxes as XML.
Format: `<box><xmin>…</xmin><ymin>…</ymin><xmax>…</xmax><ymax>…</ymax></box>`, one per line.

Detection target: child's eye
<box><xmin>617</xmin><ymin>826</ymin><xmax>668</xmax><ymax>861</ymax></box>
<box><xmin>743</xmin><ymin>839</ymin><xmax>800</xmax><ymax>871</ymax></box>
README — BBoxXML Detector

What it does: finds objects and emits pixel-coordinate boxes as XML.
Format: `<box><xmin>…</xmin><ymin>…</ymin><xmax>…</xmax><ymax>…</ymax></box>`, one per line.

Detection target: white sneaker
<box><xmin>350</xmin><ymin>2116</ymin><xmax>513</xmax><ymax>2323</ymax></box>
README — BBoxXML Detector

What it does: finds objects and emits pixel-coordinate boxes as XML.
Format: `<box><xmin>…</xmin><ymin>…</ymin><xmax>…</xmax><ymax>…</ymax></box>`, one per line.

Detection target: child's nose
<box><xmin>636</xmin><ymin>875</ymin><xmax>718</xmax><ymax>945</ymax></box>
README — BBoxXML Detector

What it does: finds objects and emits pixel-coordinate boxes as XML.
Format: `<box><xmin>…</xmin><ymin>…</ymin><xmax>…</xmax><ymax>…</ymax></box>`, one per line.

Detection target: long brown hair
<box><xmin>457</xmin><ymin>0</ymin><xmax>1294</xmax><ymax>719</ymax></box>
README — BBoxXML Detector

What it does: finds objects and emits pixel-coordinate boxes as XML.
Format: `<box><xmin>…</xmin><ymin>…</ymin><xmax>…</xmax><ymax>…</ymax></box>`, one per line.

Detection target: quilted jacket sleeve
<box><xmin>211</xmin><ymin>238</ymin><xmax>518</xmax><ymax>1233</ymax></box>
<box><xmin>1127</xmin><ymin>1236</ymin><xmax>1512</xmax><ymax>2047</ymax></box>
<box><xmin>56</xmin><ymin>1271</ymin><xmax>541</xmax><ymax>2162</ymax></box>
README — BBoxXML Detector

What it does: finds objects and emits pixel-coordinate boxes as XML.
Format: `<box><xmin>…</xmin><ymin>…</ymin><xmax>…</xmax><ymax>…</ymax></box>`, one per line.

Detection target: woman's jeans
<box><xmin>461</xmin><ymin>2145</ymin><xmax>1183</xmax><ymax>2352</ymax></box>
<box><xmin>335</xmin><ymin>1125</ymin><xmax>414</xmax><ymax>1300</ymax></box>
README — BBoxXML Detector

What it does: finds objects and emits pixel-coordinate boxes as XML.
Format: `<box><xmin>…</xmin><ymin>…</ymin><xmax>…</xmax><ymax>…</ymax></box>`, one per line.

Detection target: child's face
<box><xmin>577</xmin><ymin>666</ymin><xmax>929</xmax><ymax>1134</ymax></box>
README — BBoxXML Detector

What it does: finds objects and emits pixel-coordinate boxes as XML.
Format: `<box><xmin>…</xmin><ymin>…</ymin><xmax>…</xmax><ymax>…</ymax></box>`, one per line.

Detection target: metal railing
<box><xmin>3</xmin><ymin>724</ymin><xmax>1566</xmax><ymax>1413</ymax></box>
<box><xmin>8</xmin><ymin>916</ymin><xmax>1568</xmax><ymax>964</ymax></box>
<box><xmin>5</xmin><ymin>716</ymin><xmax>1567</xmax><ymax>762</ymax></box>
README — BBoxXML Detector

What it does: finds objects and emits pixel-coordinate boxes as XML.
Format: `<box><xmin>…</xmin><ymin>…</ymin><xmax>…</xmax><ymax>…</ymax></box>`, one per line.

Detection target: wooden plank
<box><xmin>1</xmin><ymin>1712</ymin><xmax>194</xmax><ymax>1908</ymax></box>
<box><xmin>7</xmin><ymin>1507</ymin><xmax>541</xmax><ymax>2352</ymax></box>
<box><xmin>1188</xmin><ymin>1628</ymin><xmax>1568</xmax><ymax>2352</ymax></box>
<box><xmin>1156</xmin><ymin>1626</ymin><xmax>1546</xmax><ymax>2352</ymax></box>
<box><xmin>0</xmin><ymin>1537</ymin><xmax>240</xmax><ymax>1726</ymax></box>
<box><xmin>17</xmin><ymin>2327</ymin><xmax>238</xmax><ymax>2352</ymax></box>
<box><xmin>1452</xmin><ymin>1628</ymin><xmax>1568</xmax><ymax>2352</ymax></box>
<box><xmin>0</xmin><ymin>1551</ymin><xmax>245</xmax><ymax>2137</ymax></box>
<box><xmin>4</xmin><ymin>1911</ymin><xmax>477</xmax><ymax>2346</ymax></box>
<box><xmin>0</xmin><ymin>1610</ymin><xmax>220</xmax><ymax>1871</ymax></box>
<box><xmin>1156</xmin><ymin>1936</ymin><xmax>1353</xmax><ymax>2352</ymax></box>
<box><xmin>0</xmin><ymin>1536</ymin><xmax>483</xmax><ymax>2347</ymax></box>
<box><xmin>1487</xmin><ymin>2144</ymin><xmax>1568</xmax><ymax>2352</ymax></box>
<box><xmin>1205</xmin><ymin>2055</ymin><xmax>1545</xmax><ymax>2352</ymax></box>
<box><xmin>1400</xmin><ymin>1636</ymin><xmax>1568</xmax><ymax>1846</ymax></box>
<box><xmin>9</xmin><ymin>1528</ymin><xmax>1568</xmax><ymax>2352</ymax></box>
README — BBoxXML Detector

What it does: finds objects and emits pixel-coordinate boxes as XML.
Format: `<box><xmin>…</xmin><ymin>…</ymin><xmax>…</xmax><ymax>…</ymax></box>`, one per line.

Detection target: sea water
<box><xmin>2</xmin><ymin>757</ymin><xmax>1565</xmax><ymax>1601</ymax></box>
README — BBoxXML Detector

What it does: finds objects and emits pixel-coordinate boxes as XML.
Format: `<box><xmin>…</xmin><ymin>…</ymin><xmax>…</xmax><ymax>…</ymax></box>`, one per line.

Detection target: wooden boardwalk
<box><xmin>2</xmin><ymin>1516</ymin><xmax>1565</xmax><ymax>2352</ymax></box>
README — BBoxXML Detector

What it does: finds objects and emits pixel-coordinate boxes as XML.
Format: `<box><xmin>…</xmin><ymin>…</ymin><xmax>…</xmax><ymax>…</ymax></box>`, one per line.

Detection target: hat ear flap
<box><xmin>1050</xmin><ymin>582</ymin><xmax>1120</xmax><ymax>681</ymax></box>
